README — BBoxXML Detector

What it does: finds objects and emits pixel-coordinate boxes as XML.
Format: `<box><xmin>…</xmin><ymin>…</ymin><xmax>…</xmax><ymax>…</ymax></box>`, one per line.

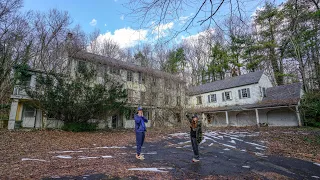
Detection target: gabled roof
<box><xmin>188</xmin><ymin>83</ymin><xmax>302</xmax><ymax>113</ymax></box>
<box><xmin>69</xmin><ymin>51</ymin><xmax>185</xmax><ymax>83</ymax></box>
<box><xmin>188</xmin><ymin>71</ymin><xmax>264</xmax><ymax>96</ymax></box>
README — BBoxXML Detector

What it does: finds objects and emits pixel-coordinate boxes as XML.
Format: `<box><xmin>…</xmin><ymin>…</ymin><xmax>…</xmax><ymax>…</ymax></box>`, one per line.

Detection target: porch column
<box><xmin>225</xmin><ymin>111</ymin><xmax>229</xmax><ymax>126</ymax></box>
<box><xmin>8</xmin><ymin>100</ymin><xmax>19</xmax><ymax>130</ymax></box>
<box><xmin>202</xmin><ymin>113</ymin><xmax>206</xmax><ymax>126</ymax></box>
<box><xmin>296</xmin><ymin>106</ymin><xmax>302</xmax><ymax>126</ymax></box>
<box><xmin>255</xmin><ymin>108</ymin><xmax>260</xmax><ymax>127</ymax></box>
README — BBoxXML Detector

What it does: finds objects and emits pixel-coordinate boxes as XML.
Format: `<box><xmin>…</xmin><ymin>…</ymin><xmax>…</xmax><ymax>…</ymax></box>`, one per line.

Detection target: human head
<box><xmin>192</xmin><ymin>114</ymin><xmax>198</xmax><ymax>121</ymax></box>
<box><xmin>137</xmin><ymin>106</ymin><xmax>143</xmax><ymax>112</ymax></box>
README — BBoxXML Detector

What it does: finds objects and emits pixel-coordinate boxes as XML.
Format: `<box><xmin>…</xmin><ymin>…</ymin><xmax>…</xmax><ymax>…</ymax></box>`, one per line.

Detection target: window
<box><xmin>127</xmin><ymin>71</ymin><xmax>133</xmax><ymax>81</ymax></box>
<box><xmin>139</xmin><ymin>72</ymin><xmax>145</xmax><ymax>84</ymax></box>
<box><xmin>152</xmin><ymin>77</ymin><xmax>157</xmax><ymax>86</ymax></box>
<box><xmin>77</xmin><ymin>61</ymin><xmax>87</xmax><ymax>74</ymax></box>
<box><xmin>164</xmin><ymin>95</ymin><xmax>169</xmax><ymax>105</ymax></box>
<box><xmin>196</xmin><ymin>96</ymin><xmax>202</xmax><ymax>105</ymax></box>
<box><xmin>127</xmin><ymin>89</ymin><xmax>133</xmax><ymax>102</ymax></box>
<box><xmin>238</xmin><ymin>88</ymin><xmax>251</xmax><ymax>99</ymax></box>
<box><xmin>207</xmin><ymin>94</ymin><xmax>217</xmax><ymax>103</ymax></box>
<box><xmin>177</xmin><ymin>96</ymin><xmax>181</xmax><ymax>106</ymax></box>
<box><xmin>140</xmin><ymin>92</ymin><xmax>145</xmax><ymax>103</ymax></box>
<box><xmin>222</xmin><ymin>91</ymin><xmax>232</xmax><ymax>101</ymax></box>
<box><xmin>97</xmin><ymin>65</ymin><xmax>105</xmax><ymax>77</ymax></box>
<box><xmin>152</xmin><ymin>93</ymin><xmax>157</xmax><ymax>105</ymax></box>
<box><xmin>110</xmin><ymin>67</ymin><xmax>120</xmax><ymax>75</ymax></box>
<box><xmin>262</xmin><ymin>87</ymin><xmax>266</xmax><ymax>97</ymax></box>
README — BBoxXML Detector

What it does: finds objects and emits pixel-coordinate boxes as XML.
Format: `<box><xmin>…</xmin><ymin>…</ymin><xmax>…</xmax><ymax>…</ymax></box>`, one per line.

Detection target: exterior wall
<box><xmin>189</xmin><ymin>73</ymin><xmax>273</xmax><ymax>109</ymax></box>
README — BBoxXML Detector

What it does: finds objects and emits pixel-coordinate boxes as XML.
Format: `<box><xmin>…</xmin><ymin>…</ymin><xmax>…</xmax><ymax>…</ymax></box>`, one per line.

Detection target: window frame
<box><xmin>196</xmin><ymin>96</ymin><xmax>202</xmax><ymax>105</ymax></box>
<box><xmin>208</xmin><ymin>94</ymin><xmax>217</xmax><ymax>103</ymax></box>
<box><xmin>127</xmin><ymin>70</ymin><xmax>133</xmax><ymax>82</ymax></box>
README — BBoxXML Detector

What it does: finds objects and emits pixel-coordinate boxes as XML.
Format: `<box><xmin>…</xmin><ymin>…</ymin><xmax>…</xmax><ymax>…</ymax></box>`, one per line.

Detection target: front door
<box><xmin>22</xmin><ymin>105</ymin><xmax>36</xmax><ymax>128</ymax></box>
<box><xmin>112</xmin><ymin>115</ymin><xmax>118</xmax><ymax>128</ymax></box>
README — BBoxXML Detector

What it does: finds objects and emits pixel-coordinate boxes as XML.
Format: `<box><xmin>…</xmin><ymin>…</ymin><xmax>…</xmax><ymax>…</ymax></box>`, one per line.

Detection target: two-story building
<box><xmin>188</xmin><ymin>71</ymin><xmax>303</xmax><ymax>127</ymax></box>
<box><xmin>8</xmin><ymin>50</ymin><xmax>187</xmax><ymax>130</ymax></box>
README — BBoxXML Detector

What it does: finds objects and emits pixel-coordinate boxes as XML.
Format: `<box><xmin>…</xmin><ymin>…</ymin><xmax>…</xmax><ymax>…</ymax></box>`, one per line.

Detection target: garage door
<box><xmin>267</xmin><ymin>109</ymin><xmax>298</xmax><ymax>126</ymax></box>
<box><xmin>235</xmin><ymin>111</ymin><xmax>256</xmax><ymax>126</ymax></box>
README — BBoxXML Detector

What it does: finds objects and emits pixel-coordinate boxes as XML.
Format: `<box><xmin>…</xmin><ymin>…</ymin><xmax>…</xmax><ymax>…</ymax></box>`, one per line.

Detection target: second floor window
<box><xmin>177</xmin><ymin>96</ymin><xmax>181</xmax><ymax>106</ymax></box>
<box><xmin>152</xmin><ymin>77</ymin><xmax>157</xmax><ymax>86</ymax></box>
<box><xmin>127</xmin><ymin>89</ymin><xmax>133</xmax><ymax>102</ymax></box>
<box><xmin>239</xmin><ymin>88</ymin><xmax>251</xmax><ymax>99</ymax></box>
<box><xmin>260</xmin><ymin>86</ymin><xmax>266</xmax><ymax>97</ymax></box>
<box><xmin>139</xmin><ymin>72</ymin><xmax>145</xmax><ymax>84</ymax></box>
<box><xmin>140</xmin><ymin>92</ymin><xmax>145</xmax><ymax>103</ymax></box>
<box><xmin>110</xmin><ymin>67</ymin><xmax>120</xmax><ymax>75</ymax></box>
<box><xmin>196</xmin><ymin>96</ymin><xmax>202</xmax><ymax>105</ymax></box>
<box><xmin>222</xmin><ymin>91</ymin><xmax>232</xmax><ymax>101</ymax></box>
<box><xmin>208</xmin><ymin>94</ymin><xmax>217</xmax><ymax>103</ymax></box>
<box><xmin>164</xmin><ymin>95</ymin><xmax>169</xmax><ymax>105</ymax></box>
<box><xmin>127</xmin><ymin>71</ymin><xmax>133</xmax><ymax>81</ymax></box>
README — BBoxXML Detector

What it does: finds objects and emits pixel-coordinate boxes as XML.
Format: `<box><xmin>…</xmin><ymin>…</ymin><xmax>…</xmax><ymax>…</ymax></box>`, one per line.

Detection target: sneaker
<box><xmin>192</xmin><ymin>158</ymin><xmax>200</xmax><ymax>162</ymax></box>
<box><xmin>136</xmin><ymin>154</ymin><xmax>145</xmax><ymax>160</ymax></box>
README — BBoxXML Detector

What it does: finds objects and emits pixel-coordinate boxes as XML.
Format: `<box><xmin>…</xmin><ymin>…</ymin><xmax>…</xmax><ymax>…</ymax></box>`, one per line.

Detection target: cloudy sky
<box><xmin>22</xmin><ymin>0</ymin><xmax>285</xmax><ymax>49</ymax></box>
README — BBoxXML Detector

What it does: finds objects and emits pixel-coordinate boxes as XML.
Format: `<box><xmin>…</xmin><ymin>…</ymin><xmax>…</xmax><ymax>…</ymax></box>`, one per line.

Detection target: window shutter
<box><xmin>238</xmin><ymin>90</ymin><xmax>242</xmax><ymax>99</ymax></box>
<box><xmin>208</xmin><ymin>95</ymin><xmax>210</xmax><ymax>103</ymax></box>
<box><xmin>247</xmin><ymin>88</ymin><xmax>251</xmax><ymax>98</ymax></box>
<box><xmin>222</xmin><ymin>93</ymin><xmax>225</xmax><ymax>101</ymax></box>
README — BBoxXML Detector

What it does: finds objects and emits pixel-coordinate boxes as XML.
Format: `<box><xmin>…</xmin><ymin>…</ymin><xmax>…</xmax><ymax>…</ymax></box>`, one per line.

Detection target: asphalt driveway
<box><xmin>43</xmin><ymin>130</ymin><xmax>320</xmax><ymax>179</ymax></box>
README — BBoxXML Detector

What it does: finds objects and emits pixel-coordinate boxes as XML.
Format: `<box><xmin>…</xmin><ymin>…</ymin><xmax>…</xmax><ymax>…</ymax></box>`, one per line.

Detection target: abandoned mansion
<box><xmin>8</xmin><ymin>51</ymin><xmax>303</xmax><ymax>130</ymax></box>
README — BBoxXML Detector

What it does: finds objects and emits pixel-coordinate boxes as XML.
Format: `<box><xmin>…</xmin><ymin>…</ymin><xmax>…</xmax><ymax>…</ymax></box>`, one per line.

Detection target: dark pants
<box><xmin>136</xmin><ymin>132</ymin><xmax>145</xmax><ymax>155</ymax></box>
<box><xmin>191</xmin><ymin>137</ymin><xmax>199</xmax><ymax>159</ymax></box>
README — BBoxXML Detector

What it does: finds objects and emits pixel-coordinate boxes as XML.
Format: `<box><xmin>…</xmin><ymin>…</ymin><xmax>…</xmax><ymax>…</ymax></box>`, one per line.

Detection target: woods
<box><xmin>0</xmin><ymin>0</ymin><xmax>320</xmax><ymax>128</ymax></box>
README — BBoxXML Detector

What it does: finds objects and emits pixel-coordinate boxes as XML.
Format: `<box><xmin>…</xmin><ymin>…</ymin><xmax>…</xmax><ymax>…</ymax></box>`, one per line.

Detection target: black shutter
<box><xmin>238</xmin><ymin>90</ymin><xmax>242</xmax><ymax>99</ymax></box>
<box><xmin>247</xmin><ymin>88</ymin><xmax>251</xmax><ymax>98</ymax></box>
<box><xmin>208</xmin><ymin>95</ymin><xmax>210</xmax><ymax>103</ymax></box>
<box><xmin>222</xmin><ymin>92</ymin><xmax>225</xmax><ymax>101</ymax></box>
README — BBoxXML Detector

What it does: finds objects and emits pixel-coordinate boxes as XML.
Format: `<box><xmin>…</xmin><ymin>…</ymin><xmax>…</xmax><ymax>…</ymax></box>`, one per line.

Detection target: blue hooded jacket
<box><xmin>134</xmin><ymin>114</ymin><xmax>148</xmax><ymax>132</ymax></box>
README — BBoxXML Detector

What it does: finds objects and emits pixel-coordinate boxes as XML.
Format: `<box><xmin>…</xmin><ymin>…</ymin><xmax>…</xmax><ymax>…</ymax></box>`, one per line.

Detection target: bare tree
<box><xmin>124</xmin><ymin>0</ymin><xmax>252</xmax><ymax>40</ymax></box>
<box><xmin>0</xmin><ymin>0</ymin><xmax>31</xmax><ymax>102</ymax></box>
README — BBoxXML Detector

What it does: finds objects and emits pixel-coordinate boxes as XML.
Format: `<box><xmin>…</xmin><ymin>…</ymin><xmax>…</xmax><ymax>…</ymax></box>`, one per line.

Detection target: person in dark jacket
<box><xmin>186</xmin><ymin>113</ymin><xmax>203</xmax><ymax>162</ymax></box>
<box><xmin>134</xmin><ymin>106</ymin><xmax>148</xmax><ymax>160</ymax></box>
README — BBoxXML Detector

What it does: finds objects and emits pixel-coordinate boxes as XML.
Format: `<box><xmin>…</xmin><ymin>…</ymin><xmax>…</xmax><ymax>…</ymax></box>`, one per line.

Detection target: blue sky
<box><xmin>22</xmin><ymin>0</ymin><xmax>286</xmax><ymax>49</ymax></box>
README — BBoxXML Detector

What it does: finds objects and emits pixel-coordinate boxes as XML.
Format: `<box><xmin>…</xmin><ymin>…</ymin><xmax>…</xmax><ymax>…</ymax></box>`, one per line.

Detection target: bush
<box><xmin>300</xmin><ymin>91</ymin><xmax>320</xmax><ymax>127</ymax></box>
<box><xmin>62</xmin><ymin>122</ymin><xmax>97</xmax><ymax>132</ymax></box>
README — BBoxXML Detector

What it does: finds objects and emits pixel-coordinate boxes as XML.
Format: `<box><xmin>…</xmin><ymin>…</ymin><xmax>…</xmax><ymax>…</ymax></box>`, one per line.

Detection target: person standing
<box><xmin>186</xmin><ymin>114</ymin><xmax>203</xmax><ymax>162</ymax></box>
<box><xmin>134</xmin><ymin>106</ymin><xmax>148</xmax><ymax>160</ymax></box>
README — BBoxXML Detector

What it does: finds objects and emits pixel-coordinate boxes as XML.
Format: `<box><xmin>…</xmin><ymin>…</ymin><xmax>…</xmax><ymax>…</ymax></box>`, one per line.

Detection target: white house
<box><xmin>188</xmin><ymin>71</ymin><xmax>303</xmax><ymax>127</ymax></box>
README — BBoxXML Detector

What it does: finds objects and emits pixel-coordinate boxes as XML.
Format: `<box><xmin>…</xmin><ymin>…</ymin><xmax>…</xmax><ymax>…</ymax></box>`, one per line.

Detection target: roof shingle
<box><xmin>188</xmin><ymin>71</ymin><xmax>264</xmax><ymax>95</ymax></box>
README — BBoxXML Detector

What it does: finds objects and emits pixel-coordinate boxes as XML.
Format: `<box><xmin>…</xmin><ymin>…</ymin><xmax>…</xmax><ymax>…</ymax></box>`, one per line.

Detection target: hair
<box><xmin>191</xmin><ymin>117</ymin><xmax>198</xmax><ymax>129</ymax></box>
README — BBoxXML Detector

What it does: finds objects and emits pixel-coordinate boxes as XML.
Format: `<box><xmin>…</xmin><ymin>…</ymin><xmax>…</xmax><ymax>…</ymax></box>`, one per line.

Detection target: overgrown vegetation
<box><xmin>15</xmin><ymin>61</ymin><xmax>128</xmax><ymax>131</ymax></box>
<box><xmin>300</xmin><ymin>91</ymin><xmax>320</xmax><ymax>127</ymax></box>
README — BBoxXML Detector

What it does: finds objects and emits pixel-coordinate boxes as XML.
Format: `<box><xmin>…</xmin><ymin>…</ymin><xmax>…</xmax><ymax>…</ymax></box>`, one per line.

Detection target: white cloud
<box><xmin>94</xmin><ymin>27</ymin><xmax>148</xmax><ymax>49</ymax></box>
<box><xmin>120</xmin><ymin>15</ymin><xmax>124</xmax><ymax>20</ymax></box>
<box><xmin>104</xmin><ymin>24</ymin><xmax>107</xmax><ymax>27</ymax></box>
<box><xmin>151</xmin><ymin>22</ymin><xmax>174</xmax><ymax>39</ymax></box>
<box><xmin>181</xmin><ymin>28</ymin><xmax>215</xmax><ymax>45</ymax></box>
<box><xmin>89</xmin><ymin>19</ymin><xmax>97</xmax><ymax>26</ymax></box>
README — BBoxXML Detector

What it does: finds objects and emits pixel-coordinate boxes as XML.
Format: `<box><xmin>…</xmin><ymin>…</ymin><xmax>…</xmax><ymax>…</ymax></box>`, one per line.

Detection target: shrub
<box><xmin>300</xmin><ymin>91</ymin><xmax>320</xmax><ymax>127</ymax></box>
<box><xmin>62</xmin><ymin>122</ymin><xmax>97</xmax><ymax>132</ymax></box>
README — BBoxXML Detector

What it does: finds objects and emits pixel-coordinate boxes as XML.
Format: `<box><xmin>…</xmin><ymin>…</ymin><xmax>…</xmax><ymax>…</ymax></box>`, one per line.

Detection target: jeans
<box><xmin>136</xmin><ymin>132</ymin><xmax>145</xmax><ymax>155</ymax></box>
<box><xmin>191</xmin><ymin>137</ymin><xmax>199</xmax><ymax>159</ymax></box>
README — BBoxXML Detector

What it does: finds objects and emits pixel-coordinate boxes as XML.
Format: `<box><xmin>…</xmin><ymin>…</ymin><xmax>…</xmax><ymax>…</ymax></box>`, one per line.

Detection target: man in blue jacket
<box><xmin>134</xmin><ymin>106</ymin><xmax>148</xmax><ymax>160</ymax></box>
